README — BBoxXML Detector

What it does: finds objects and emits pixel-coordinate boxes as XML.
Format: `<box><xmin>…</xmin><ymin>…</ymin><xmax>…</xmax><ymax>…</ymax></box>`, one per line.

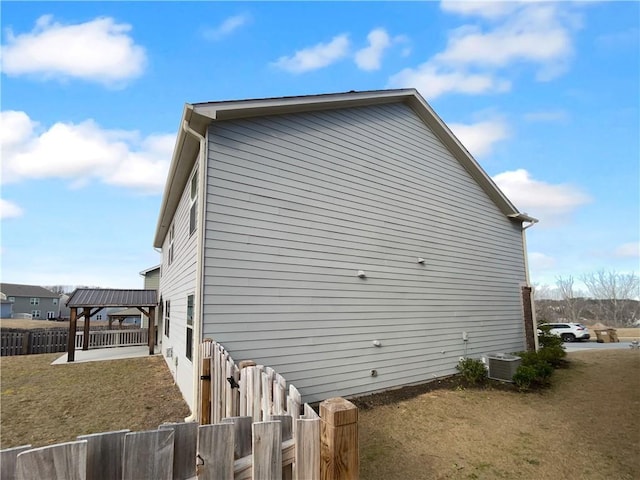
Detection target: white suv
<box><xmin>539</xmin><ymin>323</ymin><xmax>590</xmax><ymax>342</ymax></box>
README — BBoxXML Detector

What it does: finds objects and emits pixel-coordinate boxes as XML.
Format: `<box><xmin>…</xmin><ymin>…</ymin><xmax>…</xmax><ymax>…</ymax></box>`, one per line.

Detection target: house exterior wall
<box><xmin>144</xmin><ymin>269</ymin><xmax>160</xmax><ymax>291</ymax></box>
<box><xmin>200</xmin><ymin>102</ymin><xmax>527</xmax><ymax>403</ymax></box>
<box><xmin>158</xmin><ymin>163</ymin><xmax>200</xmax><ymax>408</ymax></box>
<box><xmin>10</xmin><ymin>296</ymin><xmax>59</xmax><ymax>320</ymax></box>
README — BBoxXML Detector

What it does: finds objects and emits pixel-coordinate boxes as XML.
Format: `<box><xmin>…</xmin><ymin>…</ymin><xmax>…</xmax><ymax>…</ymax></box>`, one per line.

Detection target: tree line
<box><xmin>534</xmin><ymin>270</ymin><xmax>640</xmax><ymax>327</ymax></box>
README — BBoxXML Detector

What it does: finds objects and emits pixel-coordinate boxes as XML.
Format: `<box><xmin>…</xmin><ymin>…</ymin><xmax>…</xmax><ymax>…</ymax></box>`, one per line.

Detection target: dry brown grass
<box><xmin>359</xmin><ymin>350</ymin><xmax>640</xmax><ymax>480</ymax></box>
<box><xmin>0</xmin><ymin>353</ymin><xmax>190</xmax><ymax>448</ymax></box>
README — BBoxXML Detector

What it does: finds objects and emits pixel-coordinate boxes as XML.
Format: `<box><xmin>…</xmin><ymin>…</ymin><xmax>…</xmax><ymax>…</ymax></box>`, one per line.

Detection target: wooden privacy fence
<box><xmin>74</xmin><ymin>329</ymin><xmax>148</xmax><ymax>349</ymax></box>
<box><xmin>1</xmin><ymin>330</ymin><xmax>68</xmax><ymax>356</ymax></box>
<box><xmin>197</xmin><ymin>339</ymin><xmax>359</xmax><ymax>479</ymax></box>
<box><xmin>0</xmin><ymin>328</ymin><xmax>149</xmax><ymax>356</ymax></box>
<box><xmin>198</xmin><ymin>339</ymin><xmax>303</xmax><ymax>425</ymax></box>
<box><xmin>1</xmin><ymin>415</ymin><xmax>323</xmax><ymax>479</ymax></box>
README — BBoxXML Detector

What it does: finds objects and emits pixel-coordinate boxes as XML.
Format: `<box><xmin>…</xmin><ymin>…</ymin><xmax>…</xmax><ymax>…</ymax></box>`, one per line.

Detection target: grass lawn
<box><xmin>1</xmin><ymin>353</ymin><xmax>190</xmax><ymax>448</ymax></box>
<box><xmin>359</xmin><ymin>349</ymin><xmax>640</xmax><ymax>480</ymax></box>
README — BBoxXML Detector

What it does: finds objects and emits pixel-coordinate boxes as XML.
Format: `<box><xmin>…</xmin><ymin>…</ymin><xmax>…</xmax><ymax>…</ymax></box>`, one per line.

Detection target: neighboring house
<box><xmin>1</xmin><ymin>293</ymin><xmax>13</xmax><ymax>318</ymax></box>
<box><xmin>140</xmin><ymin>265</ymin><xmax>160</xmax><ymax>291</ymax></box>
<box><xmin>107</xmin><ymin>307</ymin><xmax>143</xmax><ymax>327</ymax></box>
<box><xmin>139</xmin><ymin>265</ymin><xmax>160</xmax><ymax>330</ymax></box>
<box><xmin>153</xmin><ymin>89</ymin><xmax>537</xmax><ymax>411</ymax></box>
<box><xmin>0</xmin><ymin>283</ymin><xmax>61</xmax><ymax>320</ymax></box>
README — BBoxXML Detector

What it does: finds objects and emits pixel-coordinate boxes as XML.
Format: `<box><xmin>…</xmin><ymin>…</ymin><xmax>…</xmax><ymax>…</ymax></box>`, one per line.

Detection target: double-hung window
<box><xmin>164</xmin><ymin>300</ymin><xmax>171</xmax><ymax>337</ymax></box>
<box><xmin>186</xmin><ymin>295</ymin><xmax>194</xmax><ymax>361</ymax></box>
<box><xmin>30</xmin><ymin>297</ymin><xmax>39</xmax><ymax>305</ymax></box>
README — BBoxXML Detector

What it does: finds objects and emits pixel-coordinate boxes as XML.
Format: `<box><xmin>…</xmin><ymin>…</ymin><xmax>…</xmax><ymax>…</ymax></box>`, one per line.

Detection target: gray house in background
<box><xmin>0</xmin><ymin>283</ymin><xmax>60</xmax><ymax>320</ymax></box>
<box><xmin>154</xmin><ymin>89</ymin><xmax>537</xmax><ymax>411</ymax></box>
<box><xmin>139</xmin><ymin>265</ymin><xmax>160</xmax><ymax>330</ymax></box>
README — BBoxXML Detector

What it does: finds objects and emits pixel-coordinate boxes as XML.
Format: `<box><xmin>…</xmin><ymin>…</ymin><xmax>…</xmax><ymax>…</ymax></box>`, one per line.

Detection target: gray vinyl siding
<box><xmin>158</xmin><ymin>163</ymin><xmax>199</xmax><ymax>408</ymax></box>
<box><xmin>9</xmin><ymin>296</ymin><xmax>59</xmax><ymax>319</ymax></box>
<box><xmin>202</xmin><ymin>102</ymin><xmax>527</xmax><ymax>403</ymax></box>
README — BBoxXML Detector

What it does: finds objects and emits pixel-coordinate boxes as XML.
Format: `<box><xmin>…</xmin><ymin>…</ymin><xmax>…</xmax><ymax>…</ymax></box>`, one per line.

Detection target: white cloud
<box><xmin>355</xmin><ymin>28</ymin><xmax>391</xmax><ymax>71</ymax></box>
<box><xmin>435</xmin><ymin>4</ymin><xmax>575</xmax><ymax>81</ymax></box>
<box><xmin>1</xmin><ymin>110</ymin><xmax>174</xmax><ymax>193</ymax></box>
<box><xmin>492</xmin><ymin>169</ymin><xmax>592</xmax><ymax>226</ymax></box>
<box><xmin>1</xmin><ymin>15</ymin><xmax>146</xmax><ymax>86</ymax></box>
<box><xmin>0</xmin><ymin>199</ymin><xmax>24</xmax><ymax>219</ymax></box>
<box><xmin>523</xmin><ymin>110</ymin><xmax>569</xmax><ymax>123</ymax></box>
<box><xmin>272</xmin><ymin>34</ymin><xmax>350</xmax><ymax>73</ymax></box>
<box><xmin>388</xmin><ymin>2</ymin><xmax>581</xmax><ymax>98</ymax></box>
<box><xmin>614</xmin><ymin>242</ymin><xmax>640</xmax><ymax>258</ymax></box>
<box><xmin>529</xmin><ymin>252</ymin><xmax>556</xmax><ymax>271</ymax></box>
<box><xmin>203</xmin><ymin>14</ymin><xmax>250</xmax><ymax>40</ymax></box>
<box><xmin>389</xmin><ymin>64</ymin><xmax>510</xmax><ymax>98</ymax></box>
<box><xmin>448</xmin><ymin>119</ymin><xmax>509</xmax><ymax>157</ymax></box>
<box><xmin>440</xmin><ymin>0</ymin><xmax>520</xmax><ymax>19</ymax></box>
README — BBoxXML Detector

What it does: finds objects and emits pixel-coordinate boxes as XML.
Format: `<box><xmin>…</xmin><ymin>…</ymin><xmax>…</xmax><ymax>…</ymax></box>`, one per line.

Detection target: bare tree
<box><xmin>555</xmin><ymin>275</ymin><xmax>587</xmax><ymax>323</ymax></box>
<box><xmin>581</xmin><ymin>270</ymin><xmax>640</xmax><ymax>326</ymax></box>
<box><xmin>533</xmin><ymin>284</ymin><xmax>561</xmax><ymax>323</ymax></box>
<box><xmin>45</xmin><ymin>285</ymin><xmax>75</xmax><ymax>295</ymax></box>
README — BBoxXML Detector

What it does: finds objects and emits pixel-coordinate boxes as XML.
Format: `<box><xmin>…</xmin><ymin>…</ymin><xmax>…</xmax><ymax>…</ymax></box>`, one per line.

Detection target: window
<box><xmin>164</xmin><ymin>300</ymin><xmax>171</xmax><ymax>336</ymax></box>
<box><xmin>168</xmin><ymin>224</ymin><xmax>175</xmax><ymax>266</ymax></box>
<box><xmin>30</xmin><ymin>297</ymin><xmax>40</xmax><ymax>305</ymax></box>
<box><xmin>8</xmin><ymin>297</ymin><xmax>14</xmax><ymax>303</ymax></box>
<box><xmin>31</xmin><ymin>310</ymin><xmax>41</xmax><ymax>318</ymax></box>
<box><xmin>96</xmin><ymin>314</ymin><xmax>103</xmax><ymax>321</ymax></box>
<box><xmin>189</xmin><ymin>169</ymin><xmax>198</xmax><ymax>235</ymax></box>
<box><xmin>52</xmin><ymin>298</ymin><xmax>58</xmax><ymax>305</ymax></box>
<box><xmin>186</xmin><ymin>295</ymin><xmax>194</xmax><ymax>361</ymax></box>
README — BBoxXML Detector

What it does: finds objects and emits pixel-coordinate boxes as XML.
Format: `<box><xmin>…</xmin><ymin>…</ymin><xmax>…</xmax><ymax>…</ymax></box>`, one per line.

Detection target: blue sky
<box><xmin>1</xmin><ymin>1</ymin><xmax>638</xmax><ymax>292</ymax></box>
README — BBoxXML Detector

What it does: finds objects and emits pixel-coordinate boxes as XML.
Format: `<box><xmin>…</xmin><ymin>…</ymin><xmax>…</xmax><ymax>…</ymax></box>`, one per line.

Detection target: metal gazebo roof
<box><xmin>66</xmin><ymin>289</ymin><xmax>157</xmax><ymax>308</ymax></box>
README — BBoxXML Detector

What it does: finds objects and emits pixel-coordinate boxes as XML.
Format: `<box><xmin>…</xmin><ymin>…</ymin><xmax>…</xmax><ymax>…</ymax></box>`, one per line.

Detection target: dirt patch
<box><xmin>0</xmin><ymin>353</ymin><xmax>190</xmax><ymax>448</ymax></box>
<box><xmin>359</xmin><ymin>350</ymin><xmax>639</xmax><ymax>480</ymax></box>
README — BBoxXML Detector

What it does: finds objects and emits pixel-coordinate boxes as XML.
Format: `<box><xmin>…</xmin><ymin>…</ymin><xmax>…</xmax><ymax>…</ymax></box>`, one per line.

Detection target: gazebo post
<box><xmin>67</xmin><ymin>307</ymin><xmax>77</xmax><ymax>362</ymax></box>
<box><xmin>148</xmin><ymin>306</ymin><xmax>156</xmax><ymax>355</ymax></box>
<box><xmin>82</xmin><ymin>307</ymin><xmax>91</xmax><ymax>351</ymax></box>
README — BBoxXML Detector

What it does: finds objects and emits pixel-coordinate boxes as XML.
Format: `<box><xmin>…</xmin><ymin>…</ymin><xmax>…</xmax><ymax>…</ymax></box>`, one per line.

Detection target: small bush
<box><xmin>456</xmin><ymin>357</ymin><xmax>488</xmax><ymax>385</ymax></box>
<box><xmin>536</xmin><ymin>345</ymin><xmax>567</xmax><ymax>368</ymax></box>
<box><xmin>512</xmin><ymin>351</ymin><xmax>554</xmax><ymax>391</ymax></box>
<box><xmin>538</xmin><ymin>326</ymin><xmax>564</xmax><ymax>349</ymax></box>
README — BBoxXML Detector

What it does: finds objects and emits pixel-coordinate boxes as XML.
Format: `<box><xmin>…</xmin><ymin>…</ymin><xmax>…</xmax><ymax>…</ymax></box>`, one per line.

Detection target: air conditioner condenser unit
<box><xmin>487</xmin><ymin>353</ymin><xmax>521</xmax><ymax>382</ymax></box>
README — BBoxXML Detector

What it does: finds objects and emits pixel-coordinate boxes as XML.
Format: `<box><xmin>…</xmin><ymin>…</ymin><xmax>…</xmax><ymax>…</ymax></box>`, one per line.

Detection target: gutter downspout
<box><xmin>182</xmin><ymin>117</ymin><xmax>207</xmax><ymax>422</ymax></box>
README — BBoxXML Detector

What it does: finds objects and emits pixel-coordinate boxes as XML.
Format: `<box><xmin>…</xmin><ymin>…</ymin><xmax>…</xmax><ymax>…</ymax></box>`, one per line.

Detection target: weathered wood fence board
<box><xmin>159</xmin><ymin>422</ymin><xmax>198</xmax><ymax>480</ymax></box>
<box><xmin>15</xmin><ymin>441</ymin><xmax>87</xmax><ymax>480</ymax></box>
<box><xmin>197</xmin><ymin>423</ymin><xmax>235</xmax><ymax>480</ymax></box>
<box><xmin>77</xmin><ymin>429</ymin><xmax>129</xmax><ymax>480</ymax></box>
<box><xmin>0</xmin><ymin>445</ymin><xmax>31</xmax><ymax>480</ymax></box>
<box><xmin>252</xmin><ymin>421</ymin><xmax>282</xmax><ymax>480</ymax></box>
<box><xmin>122</xmin><ymin>430</ymin><xmax>174</xmax><ymax>480</ymax></box>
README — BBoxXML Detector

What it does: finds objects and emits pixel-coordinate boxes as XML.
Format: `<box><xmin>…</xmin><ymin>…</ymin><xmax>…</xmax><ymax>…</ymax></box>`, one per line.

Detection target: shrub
<box><xmin>512</xmin><ymin>351</ymin><xmax>554</xmax><ymax>391</ymax></box>
<box><xmin>456</xmin><ymin>357</ymin><xmax>488</xmax><ymax>385</ymax></box>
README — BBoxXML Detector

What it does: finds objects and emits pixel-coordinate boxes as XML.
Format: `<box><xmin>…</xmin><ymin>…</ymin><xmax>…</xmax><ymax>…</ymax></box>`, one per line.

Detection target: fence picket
<box><xmin>158</xmin><ymin>422</ymin><xmax>198</xmax><ymax>480</ymax></box>
<box><xmin>122</xmin><ymin>430</ymin><xmax>174</xmax><ymax>480</ymax></box>
<box><xmin>77</xmin><ymin>429</ymin><xmax>129</xmax><ymax>480</ymax></box>
<box><xmin>16</xmin><ymin>441</ymin><xmax>87</xmax><ymax>480</ymax></box>
<box><xmin>221</xmin><ymin>416</ymin><xmax>253</xmax><ymax>459</ymax></box>
<box><xmin>0</xmin><ymin>445</ymin><xmax>32</xmax><ymax>480</ymax></box>
<box><xmin>197</xmin><ymin>423</ymin><xmax>234</xmax><ymax>480</ymax></box>
<box><xmin>252</xmin><ymin>421</ymin><xmax>282</xmax><ymax>480</ymax></box>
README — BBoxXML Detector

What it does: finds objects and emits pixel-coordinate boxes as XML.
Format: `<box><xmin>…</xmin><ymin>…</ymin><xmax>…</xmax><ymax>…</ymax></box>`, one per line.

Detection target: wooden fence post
<box><xmin>320</xmin><ymin>397</ymin><xmax>358</xmax><ymax>480</ymax></box>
